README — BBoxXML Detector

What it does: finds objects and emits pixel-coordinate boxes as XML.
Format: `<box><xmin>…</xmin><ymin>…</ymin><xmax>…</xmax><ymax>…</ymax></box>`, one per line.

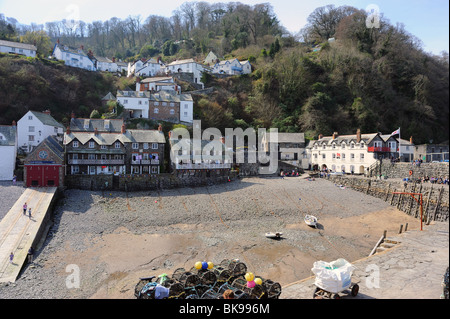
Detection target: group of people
<box><xmin>9</xmin><ymin>203</ymin><xmax>35</xmax><ymax>266</ymax></box>
<box><xmin>412</xmin><ymin>159</ymin><xmax>423</xmax><ymax>167</ymax></box>
<box><xmin>280</xmin><ymin>170</ymin><xmax>301</xmax><ymax>179</ymax></box>
<box><xmin>421</xmin><ymin>176</ymin><xmax>449</xmax><ymax>185</ymax></box>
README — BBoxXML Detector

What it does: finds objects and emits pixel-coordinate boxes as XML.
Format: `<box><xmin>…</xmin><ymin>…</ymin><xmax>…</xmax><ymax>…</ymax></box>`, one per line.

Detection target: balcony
<box><xmin>68</xmin><ymin>159</ymin><xmax>124</xmax><ymax>165</ymax></box>
<box><xmin>132</xmin><ymin>159</ymin><xmax>160</xmax><ymax>165</ymax></box>
<box><xmin>368</xmin><ymin>147</ymin><xmax>391</xmax><ymax>153</ymax></box>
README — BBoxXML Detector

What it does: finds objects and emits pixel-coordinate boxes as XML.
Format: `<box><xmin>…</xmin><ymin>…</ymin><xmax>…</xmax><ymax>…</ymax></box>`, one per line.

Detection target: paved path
<box><xmin>281</xmin><ymin>222</ymin><xmax>449</xmax><ymax>299</ymax></box>
<box><xmin>0</xmin><ymin>187</ymin><xmax>57</xmax><ymax>283</ymax></box>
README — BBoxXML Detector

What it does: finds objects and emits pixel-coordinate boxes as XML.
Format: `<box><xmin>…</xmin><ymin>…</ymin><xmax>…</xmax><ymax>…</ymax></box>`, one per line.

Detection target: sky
<box><xmin>0</xmin><ymin>0</ymin><xmax>448</xmax><ymax>55</ymax></box>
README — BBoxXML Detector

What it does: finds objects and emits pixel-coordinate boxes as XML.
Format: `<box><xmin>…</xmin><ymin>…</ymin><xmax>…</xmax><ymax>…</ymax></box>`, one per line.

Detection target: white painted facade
<box><xmin>128</xmin><ymin>58</ymin><xmax>162</xmax><ymax>77</ymax></box>
<box><xmin>165</xmin><ymin>59</ymin><xmax>206</xmax><ymax>88</ymax></box>
<box><xmin>180</xmin><ymin>100</ymin><xmax>194</xmax><ymax>123</ymax></box>
<box><xmin>212</xmin><ymin>58</ymin><xmax>252</xmax><ymax>75</ymax></box>
<box><xmin>0</xmin><ymin>125</ymin><xmax>17</xmax><ymax>180</ymax></box>
<box><xmin>116</xmin><ymin>91</ymin><xmax>151</xmax><ymax>119</ymax></box>
<box><xmin>0</xmin><ymin>40</ymin><xmax>36</xmax><ymax>58</ymax></box>
<box><xmin>17</xmin><ymin>111</ymin><xmax>64</xmax><ymax>153</ymax></box>
<box><xmin>95</xmin><ymin>56</ymin><xmax>118</xmax><ymax>72</ymax></box>
<box><xmin>52</xmin><ymin>44</ymin><xmax>96</xmax><ymax>71</ymax></box>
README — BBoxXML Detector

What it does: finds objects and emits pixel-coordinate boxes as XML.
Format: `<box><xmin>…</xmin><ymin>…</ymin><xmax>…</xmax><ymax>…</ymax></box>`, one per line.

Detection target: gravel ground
<box><xmin>0</xmin><ymin>176</ymin><xmax>422</xmax><ymax>299</ymax></box>
<box><xmin>0</xmin><ymin>181</ymin><xmax>26</xmax><ymax>219</ymax></box>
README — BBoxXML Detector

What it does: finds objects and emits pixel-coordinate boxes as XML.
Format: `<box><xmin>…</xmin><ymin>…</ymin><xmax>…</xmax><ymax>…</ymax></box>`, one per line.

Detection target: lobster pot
<box><xmin>231</xmin><ymin>277</ymin><xmax>267</xmax><ymax>299</ymax></box>
<box><xmin>262</xmin><ymin>279</ymin><xmax>282</xmax><ymax>299</ymax></box>
<box><xmin>134</xmin><ymin>277</ymin><xmax>157</xmax><ymax>298</ymax></box>
<box><xmin>217</xmin><ymin>283</ymin><xmax>249</xmax><ymax>299</ymax></box>
<box><xmin>198</xmin><ymin>270</ymin><xmax>217</xmax><ymax>286</ymax></box>
<box><xmin>201</xmin><ymin>288</ymin><xmax>223</xmax><ymax>299</ymax></box>
<box><xmin>179</xmin><ymin>271</ymin><xmax>201</xmax><ymax>288</ymax></box>
<box><xmin>172</xmin><ymin>268</ymin><xmax>187</xmax><ymax>282</ymax></box>
<box><xmin>162</xmin><ymin>279</ymin><xmax>184</xmax><ymax>298</ymax></box>
<box><xmin>220</xmin><ymin>259</ymin><xmax>247</xmax><ymax>277</ymax></box>
<box><xmin>137</xmin><ymin>282</ymin><xmax>158</xmax><ymax>299</ymax></box>
<box><xmin>212</xmin><ymin>266</ymin><xmax>232</xmax><ymax>284</ymax></box>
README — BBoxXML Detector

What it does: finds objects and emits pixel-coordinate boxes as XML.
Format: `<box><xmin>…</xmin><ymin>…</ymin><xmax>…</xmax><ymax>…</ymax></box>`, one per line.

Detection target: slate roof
<box><xmin>0</xmin><ymin>39</ymin><xmax>37</xmax><ymax>51</ymax></box>
<box><xmin>29</xmin><ymin>111</ymin><xmax>64</xmax><ymax>128</ymax></box>
<box><xmin>64</xmin><ymin>129</ymin><xmax>166</xmax><ymax>146</ymax></box>
<box><xmin>70</xmin><ymin>118</ymin><xmax>124</xmax><ymax>133</ymax></box>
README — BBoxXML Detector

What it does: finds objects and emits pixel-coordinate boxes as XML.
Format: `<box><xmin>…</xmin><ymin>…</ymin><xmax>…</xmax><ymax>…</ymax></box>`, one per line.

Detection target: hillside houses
<box><xmin>0</xmin><ymin>39</ymin><xmax>36</xmax><ymax>58</ymax></box>
<box><xmin>17</xmin><ymin>110</ymin><xmax>64</xmax><ymax>154</ymax></box>
<box><xmin>164</xmin><ymin>59</ymin><xmax>207</xmax><ymax>89</ymax></box>
<box><xmin>52</xmin><ymin>43</ymin><xmax>97</xmax><ymax>71</ymax></box>
<box><xmin>127</xmin><ymin>58</ymin><xmax>163</xmax><ymax>77</ymax></box>
<box><xmin>212</xmin><ymin>58</ymin><xmax>252</xmax><ymax>75</ymax></box>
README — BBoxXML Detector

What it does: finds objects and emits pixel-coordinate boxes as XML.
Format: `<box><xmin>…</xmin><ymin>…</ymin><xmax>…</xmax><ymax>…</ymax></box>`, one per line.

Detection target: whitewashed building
<box><xmin>95</xmin><ymin>56</ymin><xmax>118</xmax><ymax>72</ymax></box>
<box><xmin>212</xmin><ymin>58</ymin><xmax>252</xmax><ymax>75</ymax></box>
<box><xmin>136</xmin><ymin>77</ymin><xmax>180</xmax><ymax>93</ymax></box>
<box><xmin>116</xmin><ymin>90</ymin><xmax>151</xmax><ymax>119</ymax></box>
<box><xmin>164</xmin><ymin>59</ymin><xmax>206</xmax><ymax>88</ymax></box>
<box><xmin>17</xmin><ymin>110</ymin><xmax>64</xmax><ymax>153</ymax></box>
<box><xmin>51</xmin><ymin>43</ymin><xmax>96</xmax><ymax>71</ymax></box>
<box><xmin>0</xmin><ymin>123</ymin><xmax>17</xmax><ymax>180</ymax></box>
<box><xmin>0</xmin><ymin>39</ymin><xmax>36</xmax><ymax>58</ymax></box>
<box><xmin>128</xmin><ymin>58</ymin><xmax>163</xmax><ymax>77</ymax></box>
<box><xmin>307</xmin><ymin>130</ymin><xmax>399</xmax><ymax>174</ymax></box>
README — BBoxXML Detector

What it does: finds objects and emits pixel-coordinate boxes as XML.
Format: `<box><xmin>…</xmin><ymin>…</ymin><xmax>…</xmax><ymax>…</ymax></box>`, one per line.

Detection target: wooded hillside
<box><xmin>1</xmin><ymin>3</ymin><xmax>448</xmax><ymax>144</ymax></box>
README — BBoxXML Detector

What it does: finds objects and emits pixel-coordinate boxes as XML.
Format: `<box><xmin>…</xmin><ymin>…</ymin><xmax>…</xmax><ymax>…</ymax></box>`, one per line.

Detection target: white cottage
<box><xmin>128</xmin><ymin>58</ymin><xmax>162</xmax><ymax>77</ymax></box>
<box><xmin>0</xmin><ymin>123</ymin><xmax>17</xmax><ymax>180</ymax></box>
<box><xmin>51</xmin><ymin>42</ymin><xmax>96</xmax><ymax>71</ymax></box>
<box><xmin>0</xmin><ymin>39</ymin><xmax>36</xmax><ymax>58</ymax></box>
<box><xmin>17</xmin><ymin>110</ymin><xmax>64</xmax><ymax>153</ymax></box>
<box><xmin>164</xmin><ymin>59</ymin><xmax>206</xmax><ymax>88</ymax></box>
<box><xmin>95</xmin><ymin>56</ymin><xmax>118</xmax><ymax>72</ymax></box>
<box><xmin>212</xmin><ymin>58</ymin><xmax>252</xmax><ymax>75</ymax></box>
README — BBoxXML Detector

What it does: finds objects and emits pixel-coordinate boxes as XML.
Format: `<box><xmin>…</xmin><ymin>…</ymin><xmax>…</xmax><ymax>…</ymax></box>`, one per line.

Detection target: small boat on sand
<box><xmin>304</xmin><ymin>215</ymin><xmax>318</xmax><ymax>228</ymax></box>
<box><xmin>265</xmin><ymin>232</ymin><xmax>283</xmax><ymax>239</ymax></box>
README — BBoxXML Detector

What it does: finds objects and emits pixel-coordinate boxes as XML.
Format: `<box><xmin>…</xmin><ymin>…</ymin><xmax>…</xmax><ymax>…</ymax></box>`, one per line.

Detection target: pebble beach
<box><xmin>0</xmin><ymin>176</ymin><xmax>422</xmax><ymax>299</ymax></box>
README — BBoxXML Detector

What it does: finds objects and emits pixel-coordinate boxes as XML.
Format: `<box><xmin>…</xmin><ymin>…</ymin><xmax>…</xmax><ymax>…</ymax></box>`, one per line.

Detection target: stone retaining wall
<box><xmin>371</xmin><ymin>162</ymin><xmax>449</xmax><ymax>179</ymax></box>
<box><xmin>65</xmin><ymin>170</ymin><xmax>237</xmax><ymax>191</ymax></box>
<box><xmin>326</xmin><ymin>175</ymin><xmax>449</xmax><ymax>223</ymax></box>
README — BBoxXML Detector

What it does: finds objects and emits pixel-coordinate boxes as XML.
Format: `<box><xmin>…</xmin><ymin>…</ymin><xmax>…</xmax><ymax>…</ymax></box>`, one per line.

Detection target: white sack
<box><xmin>311</xmin><ymin>258</ymin><xmax>355</xmax><ymax>294</ymax></box>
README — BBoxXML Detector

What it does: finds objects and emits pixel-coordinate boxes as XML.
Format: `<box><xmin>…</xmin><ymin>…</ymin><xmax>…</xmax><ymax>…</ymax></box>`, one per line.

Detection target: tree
<box><xmin>20</xmin><ymin>30</ymin><xmax>52</xmax><ymax>57</ymax></box>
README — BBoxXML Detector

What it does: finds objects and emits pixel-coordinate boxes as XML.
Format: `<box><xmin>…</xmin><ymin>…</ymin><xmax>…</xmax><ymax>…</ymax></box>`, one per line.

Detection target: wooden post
<box><xmin>431</xmin><ymin>187</ymin><xmax>444</xmax><ymax>222</ymax></box>
<box><xmin>398</xmin><ymin>224</ymin><xmax>403</xmax><ymax>234</ymax></box>
<box><xmin>390</xmin><ymin>188</ymin><xmax>396</xmax><ymax>205</ymax></box>
<box><xmin>414</xmin><ymin>183</ymin><xmax>422</xmax><ymax>218</ymax></box>
<box><xmin>366</xmin><ymin>180</ymin><xmax>371</xmax><ymax>195</ymax></box>
<box><xmin>385</xmin><ymin>183</ymin><xmax>391</xmax><ymax>201</ymax></box>
<box><xmin>404</xmin><ymin>223</ymin><xmax>408</xmax><ymax>232</ymax></box>
<box><xmin>424</xmin><ymin>186</ymin><xmax>433</xmax><ymax>224</ymax></box>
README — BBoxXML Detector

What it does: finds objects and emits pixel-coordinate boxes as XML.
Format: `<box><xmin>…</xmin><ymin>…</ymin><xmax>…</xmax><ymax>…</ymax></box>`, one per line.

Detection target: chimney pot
<box><xmin>66</xmin><ymin>126</ymin><xmax>70</xmax><ymax>134</ymax></box>
<box><xmin>410</xmin><ymin>136</ymin><xmax>413</xmax><ymax>144</ymax></box>
<box><xmin>158</xmin><ymin>124</ymin><xmax>162</xmax><ymax>132</ymax></box>
<box><xmin>332</xmin><ymin>132</ymin><xmax>338</xmax><ymax>139</ymax></box>
<box><xmin>94</xmin><ymin>128</ymin><xmax>98</xmax><ymax>135</ymax></box>
<box><xmin>12</xmin><ymin>120</ymin><xmax>16</xmax><ymax>127</ymax></box>
<box><xmin>318</xmin><ymin>134</ymin><xmax>323</xmax><ymax>140</ymax></box>
<box><xmin>356</xmin><ymin>128</ymin><xmax>361</xmax><ymax>143</ymax></box>
<box><xmin>121</xmin><ymin>124</ymin><xmax>126</xmax><ymax>134</ymax></box>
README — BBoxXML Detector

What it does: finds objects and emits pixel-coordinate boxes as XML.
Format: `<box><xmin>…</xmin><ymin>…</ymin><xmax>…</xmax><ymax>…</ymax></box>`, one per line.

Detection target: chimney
<box><xmin>158</xmin><ymin>124</ymin><xmax>162</xmax><ymax>132</ymax></box>
<box><xmin>332</xmin><ymin>132</ymin><xmax>338</xmax><ymax>139</ymax></box>
<box><xmin>121</xmin><ymin>124</ymin><xmax>126</xmax><ymax>134</ymax></box>
<box><xmin>318</xmin><ymin>134</ymin><xmax>323</xmax><ymax>140</ymax></box>
<box><xmin>356</xmin><ymin>129</ymin><xmax>361</xmax><ymax>143</ymax></box>
<box><xmin>57</xmin><ymin>38</ymin><xmax>60</xmax><ymax>44</ymax></box>
<box><xmin>94</xmin><ymin>128</ymin><xmax>98</xmax><ymax>135</ymax></box>
<box><xmin>112</xmin><ymin>57</ymin><xmax>116</xmax><ymax>63</ymax></box>
<box><xmin>12</xmin><ymin>120</ymin><xmax>16</xmax><ymax>127</ymax></box>
<box><xmin>43</xmin><ymin>109</ymin><xmax>51</xmax><ymax>115</ymax></box>
<box><xmin>66</xmin><ymin>126</ymin><xmax>70</xmax><ymax>134</ymax></box>
<box><xmin>168</xmin><ymin>131</ymin><xmax>172</xmax><ymax>139</ymax></box>
<box><xmin>410</xmin><ymin>136</ymin><xmax>413</xmax><ymax>144</ymax></box>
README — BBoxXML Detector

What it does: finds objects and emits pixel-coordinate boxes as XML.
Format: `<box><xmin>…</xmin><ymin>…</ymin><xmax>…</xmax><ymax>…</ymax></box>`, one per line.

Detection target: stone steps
<box><xmin>375</xmin><ymin>238</ymin><xmax>400</xmax><ymax>254</ymax></box>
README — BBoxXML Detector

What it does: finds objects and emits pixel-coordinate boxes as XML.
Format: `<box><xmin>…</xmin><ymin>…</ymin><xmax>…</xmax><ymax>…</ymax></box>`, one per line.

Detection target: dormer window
<box><xmin>350</xmin><ymin>143</ymin><xmax>355</xmax><ymax>149</ymax></box>
<box><xmin>341</xmin><ymin>143</ymin><xmax>346</xmax><ymax>149</ymax></box>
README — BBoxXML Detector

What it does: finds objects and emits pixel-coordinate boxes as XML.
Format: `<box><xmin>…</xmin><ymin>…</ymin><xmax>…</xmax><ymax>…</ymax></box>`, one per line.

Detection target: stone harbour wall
<box><xmin>326</xmin><ymin>175</ymin><xmax>449</xmax><ymax>223</ymax></box>
<box><xmin>371</xmin><ymin>162</ymin><xmax>449</xmax><ymax>179</ymax></box>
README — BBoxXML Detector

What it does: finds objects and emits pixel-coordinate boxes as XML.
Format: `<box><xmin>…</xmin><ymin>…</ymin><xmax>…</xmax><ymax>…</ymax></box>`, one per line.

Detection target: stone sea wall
<box><xmin>326</xmin><ymin>175</ymin><xmax>449</xmax><ymax>223</ymax></box>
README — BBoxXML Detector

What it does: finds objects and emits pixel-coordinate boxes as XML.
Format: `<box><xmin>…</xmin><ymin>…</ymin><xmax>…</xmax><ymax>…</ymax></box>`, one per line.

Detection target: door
<box><xmin>26</xmin><ymin>165</ymin><xmax>60</xmax><ymax>187</ymax></box>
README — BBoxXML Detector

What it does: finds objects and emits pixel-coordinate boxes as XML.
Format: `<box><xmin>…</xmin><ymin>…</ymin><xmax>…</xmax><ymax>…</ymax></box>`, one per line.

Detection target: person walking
<box><xmin>28</xmin><ymin>208</ymin><xmax>32</xmax><ymax>219</ymax></box>
<box><xmin>12</xmin><ymin>175</ymin><xmax>16</xmax><ymax>185</ymax></box>
<box><xmin>27</xmin><ymin>247</ymin><xmax>34</xmax><ymax>263</ymax></box>
<box><xmin>23</xmin><ymin>202</ymin><xmax>27</xmax><ymax>215</ymax></box>
<box><xmin>9</xmin><ymin>252</ymin><xmax>14</xmax><ymax>264</ymax></box>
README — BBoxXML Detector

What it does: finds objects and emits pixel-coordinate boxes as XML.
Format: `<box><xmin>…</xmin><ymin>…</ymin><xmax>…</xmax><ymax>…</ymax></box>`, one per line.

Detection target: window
<box><xmin>132</xmin><ymin>143</ymin><xmax>139</xmax><ymax>149</ymax></box>
<box><xmin>132</xmin><ymin>166</ymin><xmax>140</xmax><ymax>174</ymax></box>
<box><xmin>154</xmin><ymin>102</ymin><xmax>159</xmax><ymax>106</ymax></box>
<box><xmin>73</xmin><ymin>141</ymin><xmax>79</xmax><ymax>148</ymax></box>
<box><xmin>73</xmin><ymin>154</ymin><xmax>78</xmax><ymax>160</ymax></box>
<box><xmin>28</xmin><ymin>135</ymin><xmax>34</xmax><ymax>141</ymax></box>
<box><xmin>332</xmin><ymin>153</ymin><xmax>336</xmax><ymax>159</ymax></box>
<box><xmin>152</xmin><ymin>143</ymin><xmax>158</xmax><ymax>150</ymax></box>
<box><xmin>350</xmin><ymin>143</ymin><xmax>355</xmax><ymax>149</ymax></box>
<box><xmin>89</xmin><ymin>141</ymin><xmax>95</xmax><ymax>148</ymax></box>
<box><xmin>350</xmin><ymin>153</ymin><xmax>355</xmax><ymax>159</ymax></box>
<box><xmin>28</xmin><ymin>115</ymin><xmax>33</xmax><ymax>120</ymax></box>
<box><xmin>154</xmin><ymin>108</ymin><xmax>159</xmax><ymax>114</ymax></box>
<box><xmin>360</xmin><ymin>153</ymin><xmax>365</xmax><ymax>160</ymax></box>
<box><xmin>101</xmin><ymin>145</ymin><xmax>107</xmax><ymax>149</ymax></box>
<box><xmin>342</xmin><ymin>153</ymin><xmax>346</xmax><ymax>160</ymax></box>
<box><xmin>322</xmin><ymin>154</ymin><xmax>326</xmax><ymax>159</ymax></box>
<box><xmin>72</xmin><ymin>166</ymin><xmax>79</xmax><ymax>173</ymax></box>
<box><xmin>115</xmin><ymin>142</ymin><xmax>121</xmax><ymax>149</ymax></box>
<box><xmin>170</xmin><ymin>109</ymin><xmax>175</xmax><ymax>115</ymax></box>
<box><xmin>151</xmin><ymin>166</ymin><xmax>158</xmax><ymax>174</ymax></box>
<box><xmin>360</xmin><ymin>142</ymin><xmax>365</xmax><ymax>148</ymax></box>
<box><xmin>123</xmin><ymin>100</ymin><xmax>128</xmax><ymax>104</ymax></box>
<box><xmin>143</xmin><ymin>143</ymin><xmax>149</xmax><ymax>149</ymax></box>
<box><xmin>162</xmin><ymin>102</ymin><xmax>167</xmax><ymax>106</ymax></box>
<box><xmin>54</xmin><ymin>127</ymin><xmax>59</xmax><ymax>133</ymax></box>
<box><xmin>184</xmin><ymin>112</ymin><xmax>188</xmax><ymax>117</ymax></box>
<box><xmin>29</xmin><ymin>126</ymin><xmax>35</xmax><ymax>132</ymax></box>
<box><xmin>88</xmin><ymin>154</ymin><xmax>95</xmax><ymax>160</ymax></box>
<box><xmin>170</xmin><ymin>103</ymin><xmax>175</xmax><ymax>107</ymax></box>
